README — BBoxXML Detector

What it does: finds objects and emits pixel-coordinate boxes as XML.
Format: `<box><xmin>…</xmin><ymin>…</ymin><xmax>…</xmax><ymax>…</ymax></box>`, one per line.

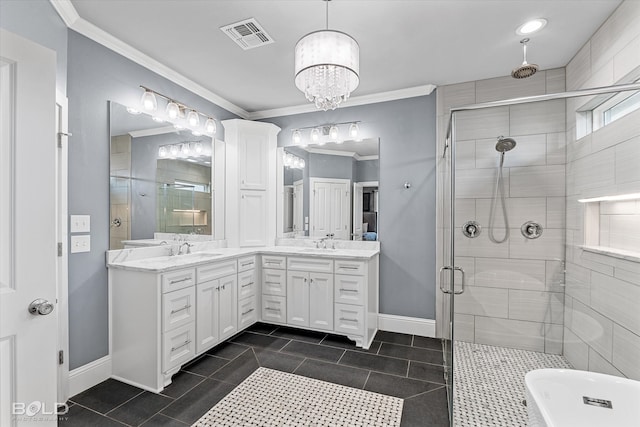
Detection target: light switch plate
<box><xmin>70</xmin><ymin>215</ymin><xmax>91</xmax><ymax>233</ymax></box>
<box><xmin>70</xmin><ymin>235</ymin><xmax>91</xmax><ymax>253</ymax></box>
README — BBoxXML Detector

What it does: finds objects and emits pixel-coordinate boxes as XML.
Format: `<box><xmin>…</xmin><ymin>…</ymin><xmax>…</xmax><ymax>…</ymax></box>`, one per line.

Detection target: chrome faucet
<box><xmin>178</xmin><ymin>242</ymin><xmax>192</xmax><ymax>255</ymax></box>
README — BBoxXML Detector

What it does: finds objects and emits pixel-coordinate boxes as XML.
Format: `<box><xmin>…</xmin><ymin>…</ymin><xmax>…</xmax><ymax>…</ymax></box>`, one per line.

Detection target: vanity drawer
<box><xmin>262</xmin><ymin>268</ymin><xmax>286</xmax><ymax>297</ymax></box>
<box><xmin>262</xmin><ymin>295</ymin><xmax>286</xmax><ymax>324</ymax></box>
<box><xmin>334</xmin><ymin>303</ymin><xmax>364</xmax><ymax>336</ymax></box>
<box><xmin>162</xmin><ymin>268</ymin><xmax>196</xmax><ymax>293</ymax></box>
<box><xmin>287</xmin><ymin>257</ymin><xmax>333</xmax><ymax>273</ymax></box>
<box><xmin>238</xmin><ymin>295</ymin><xmax>258</xmax><ymax>330</ymax></box>
<box><xmin>262</xmin><ymin>255</ymin><xmax>286</xmax><ymax>270</ymax></box>
<box><xmin>162</xmin><ymin>287</ymin><xmax>196</xmax><ymax>333</ymax></box>
<box><xmin>238</xmin><ymin>269</ymin><xmax>257</xmax><ymax>299</ymax></box>
<box><xmin>335</xmin><ymin>274</ymin><xmax>365</xmax><ymax>306</ymax></box>
<box><xmin>238</xmin><ymin>255</ymin><xmax>257</xmax><ymax>272</ymax></box>
<box><xmin>162</xmin><ymin>322</ymin><xmax>195</xmax><ymax>373</ymax></box>
<box><xmin>197</xmin><ymin>259</ymin><xmax>237</xmax><ymax>283</ymax></box>
<box><xmin>335</xmin><ymin>259</ymin><xmax>366</xmax><ymax>276</ymax></box>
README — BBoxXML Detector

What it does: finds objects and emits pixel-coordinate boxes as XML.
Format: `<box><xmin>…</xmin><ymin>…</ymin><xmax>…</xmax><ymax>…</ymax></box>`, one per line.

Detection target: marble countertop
<box><xmin>107</xmin><ymin>245</ymin><xmax>380</xmax><ymax>273</ymax></box>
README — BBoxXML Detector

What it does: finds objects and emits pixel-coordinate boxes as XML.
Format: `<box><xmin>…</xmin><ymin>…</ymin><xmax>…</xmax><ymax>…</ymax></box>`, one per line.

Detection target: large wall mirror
<box><xmin>109</xmin><ymin>101</ymin><xmax>221</xmax><ymax>249</ymax></box>
<box><xmin>278</xmin><ymin>138</ymin><xmax>379</xmax><ymax>241</ymax></box>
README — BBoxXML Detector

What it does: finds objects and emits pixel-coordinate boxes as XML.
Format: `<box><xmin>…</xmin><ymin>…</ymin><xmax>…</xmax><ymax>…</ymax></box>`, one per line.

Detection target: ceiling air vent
<box><xmin>220</xmin><ymin>18</ymin><xmax>274</xmax><ymax>50</ymax></box>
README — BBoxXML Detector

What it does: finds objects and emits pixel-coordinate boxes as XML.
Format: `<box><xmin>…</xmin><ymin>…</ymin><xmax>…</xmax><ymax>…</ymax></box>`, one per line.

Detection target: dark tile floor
<box><xmin>60</xmin><ymin>324</ymin><xmax>449</xmax><ymax>427</ymax></box>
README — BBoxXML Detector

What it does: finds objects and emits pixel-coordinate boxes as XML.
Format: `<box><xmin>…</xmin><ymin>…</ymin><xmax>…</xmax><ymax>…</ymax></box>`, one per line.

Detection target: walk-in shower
<box><xmin>439</xmin><ymin>80</ymin><xmax>640</xmax><ymax>427</ymax></box>
<box><xmin>488</xmin><ymin>136</ymin><xmax>516</xmax><ymax>244</ymax></box>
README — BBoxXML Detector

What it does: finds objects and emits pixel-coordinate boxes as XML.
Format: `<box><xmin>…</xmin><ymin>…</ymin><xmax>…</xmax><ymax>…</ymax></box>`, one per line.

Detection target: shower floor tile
<box><xmin>453</xmin><ymin>341</ymin><xmax>572</xmax><ymax>427</ymax></box>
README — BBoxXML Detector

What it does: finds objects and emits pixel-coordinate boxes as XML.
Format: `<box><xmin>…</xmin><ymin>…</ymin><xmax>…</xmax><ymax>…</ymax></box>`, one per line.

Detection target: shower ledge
<box><xmin>580</xmin><ymin>245</ymin><xmax>640</xmax><ymax>263</ymax></box>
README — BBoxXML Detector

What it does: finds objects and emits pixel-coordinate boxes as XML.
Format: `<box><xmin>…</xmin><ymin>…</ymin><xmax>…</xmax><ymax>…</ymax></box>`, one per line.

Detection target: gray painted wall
<box><xmin>356</xmin><ymin>159</ymin><xmax>379</xmax><ymax>182</ymax></box>
<box><xmin>309</xmin><ymin>153</ymin><xmax>354</xmax><ymax>180</ymax></box>
<box><xmin>67</xmin><ymin>31</ymin><xmax>238</xmax><ymax>369</ymax></box>
<box><xmin>262</xmin><ymin>95</ymin><xmax>438</xmax><ymax>319</ymax></box>
<box><xmin>0</xmin><ymin>0</ymin><xmax>68</xmax><ymax>94</ymax></box>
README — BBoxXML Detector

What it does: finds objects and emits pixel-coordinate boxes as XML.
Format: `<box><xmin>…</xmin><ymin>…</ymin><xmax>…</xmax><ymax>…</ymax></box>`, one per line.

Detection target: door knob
<box><xmin>28</xmin><ymin>299</ymin><xmax>55</xmax><ymax>316</ymax></box>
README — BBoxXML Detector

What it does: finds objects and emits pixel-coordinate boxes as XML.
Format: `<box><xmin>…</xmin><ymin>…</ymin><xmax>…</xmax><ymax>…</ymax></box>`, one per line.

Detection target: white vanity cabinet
<box><xmin>286</xmin><ymin>257</ymin><xmax>334</xmax><ymax>331</ymax></box>
<box><xmin>261</xmin><ymin>255</ymin><xmax>287</xmax><ymax>324</ymax></box>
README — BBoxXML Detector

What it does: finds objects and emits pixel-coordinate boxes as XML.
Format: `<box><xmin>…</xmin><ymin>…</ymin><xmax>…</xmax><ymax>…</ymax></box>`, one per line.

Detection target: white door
<box><xmin>196</xmin><ymin>280</ymin><xmax>219</xmax><ymax>353</ymax></box>
<box><xmin>218</xmin><ymin>275</ymin><xmax>238</xmax><ymax>341</ymax></box>
<box><xmin>329</xmin><ymin>183</ymin><xmax>349</xmax><ymax>240</ymax></box>
<box><xmin>310</xmin><ymin>181</ymin><xmax>330</xmax><ymax>238</ymax></box>
<box><xmin>286</xmin><ymin>271</ymin><xmax>309</xmax><ymax>327</ymax></box>
<box><xmin>309</xmin><ymin>273</ymin><xmax>333</xmax><ymax>331</ymax></box>
<box><xmin>353</xmin><ymin>183</ymin><xmax>364</xmax><ymax>241</ymax></box>
<box><xmin>0</xmin><ymin>29</ymin><xmax>58</xmax><ymax>426</ymax></box>
<box><xmin>293</xmin><ymin>180</ymin><xmax>303</xmax><ymax>234</ymax></box>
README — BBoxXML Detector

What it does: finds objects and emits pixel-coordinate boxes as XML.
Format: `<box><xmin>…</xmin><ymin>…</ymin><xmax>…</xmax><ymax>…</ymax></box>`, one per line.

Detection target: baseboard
<box><xmin>378</xmin><ymin>314</ymin><xmax>436</xmax><ymax>338</ymax></box>
<box><xmin>68</xmin><ymin>355</ymin><xmax>111</xmax><ymax>397</ymax></box>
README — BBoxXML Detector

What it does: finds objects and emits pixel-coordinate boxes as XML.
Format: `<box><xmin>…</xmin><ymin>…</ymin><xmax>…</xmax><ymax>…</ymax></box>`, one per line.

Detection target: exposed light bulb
<box><xmin>192</xmin><ymin>130</ymin><xmax>202</xmax><ymax>136</ymax></box>
<box><xmin>292</xmin><ymin>130</ymin><xmax>302</xmax><ymax>145</ymax></box>
<box><xmin>158</xmin><ymin>146</ymin><xmax>168</xmax><ymax>158</ymax></box>
<box><xmin>152</xmin><ymin>116</ymin><xmax>164</xmax><ymax>123</ymax></box>
<box><xmin>166</xmin><ymin>101</ymin><xmax>179</xmax><ymax>119</ymax></box>
<box><xmin>293</xmin><ymin>157</ymin><xmax>301</xmax><ymax>169</ymax></box>
<box><xmin>310</xmin><ymin>127</ymin><xmax>321</xmax><ymax>143</ymax></box>
<box><xmin>299</xmin><ymin>159</ymin><xmax>305</xmax><ymax>169</ymax></box>
<box><xmin>329</xmin><ymin>125</ymin><xmax>339</xmax><ymax>140</ymax></box>
<box><xmin>195</xmin><ymin>142</ymin><xmax>203</xmax><ymax>154</ymax></box>
<box><xmin>170</xmin><ymin>145</ymin><xmax>179</xmax><ymax>156</ymax></box>
<box><xmin>187</xmin><ymin>110</ymin><xmax>200</xmax><ymax>127</ymax></box>
<box><xmin>141</xmin><ymin>90</ymin><xmax>157</xmax><ymax>112</ymax></box>
<box><xmin>126</xmin><ymin>107</ymin><xmax>141</xmax><ymax>115</ymax></box>
<box><xmin>204</xmin><ymin>118</ymin><xmax>217</xmax><ymax>134</ymax></box>
<box><xmin>180</xmin><ymin>143</ymin><xmax>190</xmax><ymax>156</ymax></box>
<box><xmin>349</xmin><ymin>123</ymin><xmax>359</xmax><ymax>139</ymax></box>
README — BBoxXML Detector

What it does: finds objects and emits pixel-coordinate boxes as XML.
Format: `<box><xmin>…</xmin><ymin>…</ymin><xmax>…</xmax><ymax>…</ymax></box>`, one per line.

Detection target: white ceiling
<box><xmin>68</xmin><ymin>0</ymin><xmax>622</xmax><ymax>115</ymax></box>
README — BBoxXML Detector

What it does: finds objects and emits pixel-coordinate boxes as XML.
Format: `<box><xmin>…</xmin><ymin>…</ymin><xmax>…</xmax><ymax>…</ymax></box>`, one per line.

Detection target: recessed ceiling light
<box><xmin>516</xmin><ymin>18</ymin><xmax>547</xmax><ymax>35</ymax></box>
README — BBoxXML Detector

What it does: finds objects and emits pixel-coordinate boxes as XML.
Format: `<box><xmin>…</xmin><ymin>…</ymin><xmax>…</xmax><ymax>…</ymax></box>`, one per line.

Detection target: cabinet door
<box><xmin>309</xmin><ymin>272</ymin><xmax>334</xmax><ymax>331</ymax></box>
<box><xmin>239</xmin><ymin>133</ymin><xmax>268</xmax><ymax>190</ymax></box>
<box><xmin>262</xmin><ymin>268</ymin><xmax>287</xmax><ymax>296</ymax></box>
<box><xmin>238</xmin><ymin>295</ymin><xmax>257</xmax><ymax>330</ymax></box>
<box><xmin>286</xmin><ymin>271</ymin><xmax>309</xmax><ymax>327</ymax></box>
<box><xmin>218</xmin><ymin>274</ymin><xmax>238</xmax><ymax>341</ymax></box>
<box><xmin>262</xmin><ymin>295</ymin><xmax>286</xmax><ymax>324</ymax></box>
<box><xmin>196</xmin><ymin>280</ymin><xmax>219</xmax><ymax>354</ymax></box>
<box><xmin>239</xmin><ymin>190</ymin><xmax>267</xmax><ymax>246</ymax></box>
<box><xmin>162</xmin><ymin>286</ymin><xmax>196</xmax><ymax>333</ymax></box>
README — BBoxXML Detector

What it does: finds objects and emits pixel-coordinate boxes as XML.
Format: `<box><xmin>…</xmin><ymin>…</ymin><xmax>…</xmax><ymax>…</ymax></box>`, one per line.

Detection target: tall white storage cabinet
<box><xmin>222</xmin><ymin>119</ymin><xmax>280</xmax><ymax>247</ymax></box>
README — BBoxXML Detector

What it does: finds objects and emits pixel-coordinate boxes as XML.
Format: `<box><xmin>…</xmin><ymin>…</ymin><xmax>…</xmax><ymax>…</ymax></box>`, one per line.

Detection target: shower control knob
<box><xmin>521</xmin><ymin>221</ymin><xmax>543</xmax><ymax>239</ymax></box>
<box><xmin>462</xmin><ymin>221</ymin><xmax>482</xmax><ymax>238</ymax></box>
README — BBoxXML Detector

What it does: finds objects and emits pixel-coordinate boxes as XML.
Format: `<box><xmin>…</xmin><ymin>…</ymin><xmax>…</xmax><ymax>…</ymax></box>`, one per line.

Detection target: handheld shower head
<box><xmin>512</xmin><ymin>38</ymin><xmax>539</xmax><ymax>79</ymax></box>
<box><xmin>496</xmin><ymin>137</ymin><xmax>517</xmax><ymax>153</ymax></box>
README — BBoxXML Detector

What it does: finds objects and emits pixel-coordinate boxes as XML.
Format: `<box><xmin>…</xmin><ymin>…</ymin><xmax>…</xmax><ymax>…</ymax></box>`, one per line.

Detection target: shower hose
<box><xmin>488</xmin><ymin>152</ymin><xmax>509</xmax><ymax>243</ymax></box>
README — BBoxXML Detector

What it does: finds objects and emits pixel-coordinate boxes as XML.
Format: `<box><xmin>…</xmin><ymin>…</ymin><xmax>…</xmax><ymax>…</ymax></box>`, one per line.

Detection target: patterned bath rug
<box><xmin>192</xmin><ymin>367</ymin><xmax>404</xmax><ymax>426</ymax></box>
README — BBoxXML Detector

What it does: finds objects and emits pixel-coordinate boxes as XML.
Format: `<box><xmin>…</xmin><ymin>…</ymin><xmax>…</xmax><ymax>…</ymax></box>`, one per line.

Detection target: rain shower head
<box><xmin>512</xmin><ymin>38</ymin><xmax>539</xmax><ymax>79</ymax></box>
<box><xmin>496</xmin><ymin>137</ymin><xmax>517</xmax><ymax>152</ymax></box>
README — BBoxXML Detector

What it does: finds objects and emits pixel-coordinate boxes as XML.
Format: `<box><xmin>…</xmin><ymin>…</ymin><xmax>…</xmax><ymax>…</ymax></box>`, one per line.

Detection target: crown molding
<box><xmin>49</xmin><ymin>0</ymin><xmax>250</xmax><ymax>119</ymax></box>
<box><xmin>51</xmin><ymin>1</ymin><xmax>436</xmax><ymax>122</ymax></box>
<box><xmin>248</xmin><ymin>84</ymin><xmax>437</xmax><ymax>120</ymax></box>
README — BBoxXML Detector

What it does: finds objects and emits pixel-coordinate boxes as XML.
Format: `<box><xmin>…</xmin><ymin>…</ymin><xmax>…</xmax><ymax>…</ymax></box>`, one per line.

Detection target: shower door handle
<box><xmin>439</xmin><ymin>266</ymin><xmax>465</xmax><ymax>295</ymax></box>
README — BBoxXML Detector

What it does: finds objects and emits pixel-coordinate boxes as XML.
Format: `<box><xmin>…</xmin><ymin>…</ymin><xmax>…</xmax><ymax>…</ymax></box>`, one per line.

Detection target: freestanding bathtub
<box><xmin>525</xmin><ymin>368</ymin><xmax>640</xmax><ymax>427</ymax></box>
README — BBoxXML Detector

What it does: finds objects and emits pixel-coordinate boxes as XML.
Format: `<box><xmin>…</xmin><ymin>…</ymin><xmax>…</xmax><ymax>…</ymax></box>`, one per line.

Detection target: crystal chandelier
<box><xmin>294</xmin><ymin>0</ymin><xmax>360</xmax><ymax>111</ymax></box>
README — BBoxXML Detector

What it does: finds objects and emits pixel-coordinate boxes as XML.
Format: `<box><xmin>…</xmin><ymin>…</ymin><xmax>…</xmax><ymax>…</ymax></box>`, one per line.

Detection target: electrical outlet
<box><xmin>70</xmin><ymin>235</ymin><xmax>91</xmax><ymax>253</ymax></box>
<box><xmin>70</xmin><ymin>215</ymin><xmax>91</xmax><ymax>233</ymax></box>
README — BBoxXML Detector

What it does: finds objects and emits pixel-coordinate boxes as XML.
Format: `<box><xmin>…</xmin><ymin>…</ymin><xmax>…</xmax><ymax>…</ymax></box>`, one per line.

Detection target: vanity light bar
<box><xmin>577</xmin><ymin>193</ymin><xmax>640</xmax><ymax>203</ymax></box>
<box><xmin>291</xmin><ymin>121</ymin><xmax>362</xmax><ymax>145</ymax></box>
<box><xmin>137</xmin><ymin>85</ymin><xmax>218</xmax><ymax>136</ymax></box>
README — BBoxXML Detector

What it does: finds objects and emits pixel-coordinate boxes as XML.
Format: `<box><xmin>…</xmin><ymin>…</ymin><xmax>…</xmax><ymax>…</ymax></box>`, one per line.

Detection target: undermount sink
<box><xmin>299</xmin><ymin>248</ymin><xmax>337</xmax><ymax>254</ymax></box>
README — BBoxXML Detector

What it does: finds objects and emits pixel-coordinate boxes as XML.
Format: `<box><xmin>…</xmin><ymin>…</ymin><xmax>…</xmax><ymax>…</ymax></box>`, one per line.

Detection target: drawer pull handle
<box><xmin>242</xmin><ymin>308</ymin><xmax>255</xmax><ymax>315</ymax></box>
<box><xmin>171</xmin><ymin>340</ymin><xmax>191</xmax><ymax>352</ymax></box>
<box><xmin>170</xmin><ymin>304</ymin><xmax>191</xmax><ymax>314</ymax></box>
<box><xmin>241</xmin><ymin>262</ymin><xmax>254</xmax><ymax>267</ymax></box>
<box><xmin>242</xmin><ymin>282</ymin><xmax>254</xmax><ymax>288</ymax></box>
<box><xmin>265</xmin><ymin>307</ymin><xmax>280</xmax><ymax>312</ymax></box>
<box><xmin>339</xmin><ymin>288</ymin><xmax>359</xmax><ymax>293</ymax></box>
<box><xmin>340</xmin><ymin>266</ymin><xmax>360</xmax><ymax>270</ymax></box>
<box><xmin>265</xmin><ymin>281</ymin><xmax>281</xmax><ymax>285</ymax></box>
<box><xmin>169</xmin><ymin>277</ymin><xmax>191</xmax><ymax>284</ymax></box>
<box><xmin>340</xmin><ymin>317</ymin><xmax>359</xmax><ymax>322</ymax></box>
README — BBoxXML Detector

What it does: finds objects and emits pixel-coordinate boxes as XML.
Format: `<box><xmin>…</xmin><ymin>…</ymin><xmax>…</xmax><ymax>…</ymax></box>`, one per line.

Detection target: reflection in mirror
<box><xmin>281</xmin><ymin>138</ymin><xmax>379</xmax><ymax>241</ymax></box>
<box><xmin>109</xmin><ymin>102</ymin><xmax>214</xmax><ymax>249</ymax></box>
